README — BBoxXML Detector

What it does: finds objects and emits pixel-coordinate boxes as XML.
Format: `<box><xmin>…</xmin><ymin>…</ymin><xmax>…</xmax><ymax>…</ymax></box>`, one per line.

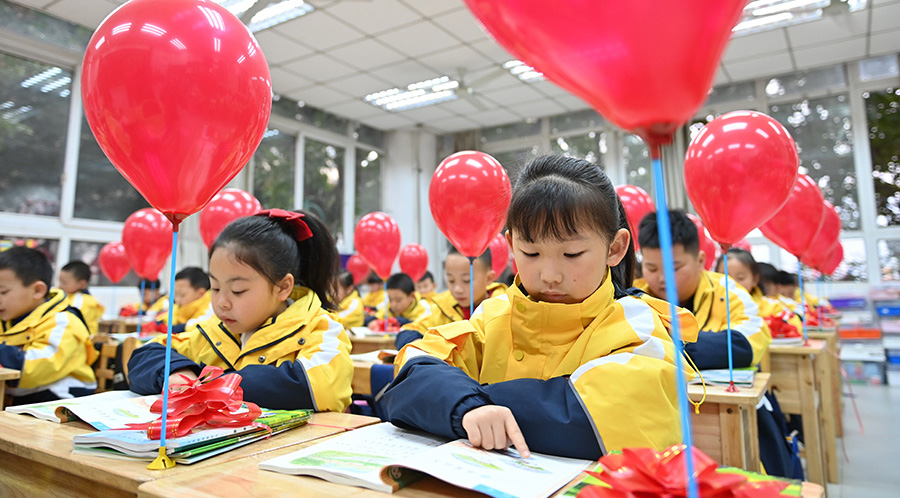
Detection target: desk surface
<box><xmin>0</xmin><ymin>410</ymin><xmax>378</xmax><ymax>494</ymax></box>
<box><xmin>0</xmin><ymin>368</ymin><xmax>21</xmax><ymax>381</ymax></box>
<box><xmin>769</xmin><ymin>339</ymin><xmax>826</xmax><ymax>355</ymax></box>
<box><xmin>688</xmin><ymin>372</ymin><xmax>770</xmax><ymax>405</ymax></box>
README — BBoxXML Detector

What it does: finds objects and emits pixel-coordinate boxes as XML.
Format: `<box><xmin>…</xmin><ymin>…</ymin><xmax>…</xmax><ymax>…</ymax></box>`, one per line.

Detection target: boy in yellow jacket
<box><xmin>414</xmin><ymin>271</ymin><xmax>437</xmax><ymax>301</ymax></box>
<box><xmin>157</xmin><ymin>267</ymin><xmax>213</xmax><ymax>333</ymax></box>
<box><xmin>0</xmin><ymin>247</ymin><xmax>97</xmax><ymax>404</ymax></box>
<box><xmin>335</xmin><ymin>271</ymin><xmax>364</xmax><ymax>328</ymax></box>
<box><xmin>371</xmin><ymin>273</ymin><xmax>433</xmax><ymax>325</ymax></box>
<box><xmin>58</xmin><ymin>261</ymin><xmax>105</xmax><ymax>335</ymax></box>
<box><xmin>360</xmin><ymin>274</ymin><xmax>385</xmax><ymax>312</ymax></box>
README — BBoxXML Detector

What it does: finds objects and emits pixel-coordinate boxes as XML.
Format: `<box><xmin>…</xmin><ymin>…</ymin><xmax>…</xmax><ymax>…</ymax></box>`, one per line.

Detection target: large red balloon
<box><xmin>429</xmin><ymin>151</ymin><xmax>511</xmax><ymax>257</ymax></box>
<box><xmin>98</xmin><ymin>241</ymin><xmax>130</xmax><ymax>284</ymax></box>
<box><xmin>801</xmin><ymin>202</ymin><xmax>841</xmax><ymax>270</ymax></box>
<box><xmin>463</xmin><ymin>1</ymin><xmax>744</xmax><ymax>148</ymax></box>
<box><xmin>199</xmin><ymin>189</ymin><xmax>262</xmax><ymax>249</ymax></box>
<box><xmin>733</xmin><ymin>239</ymin><xmax>752</xmax><ymax>251</ymax></box>
<box><xmin>346</xmin><ymin>255</ymin><xmax>370</xmax><ymax>285</ymax></box>
<box><xmin>354</xmin><ymin>213</ymin><xmax>401</xmax><ymax>280</ymax></box>
<box><xmin>820</xmin><ymin>244</ymin><xmax>844</xmax><ymax>276</ymax></box>
<box><xmin>488</xmin><ymin>233</ymin><xmax>510</xmax><ymax>276</ymax></box>
<box><xmin>685</xmin><ymin>111</ymin><xmax>799</xmax><ymax>246</ymax></box>
<box><xmin>399</xmin><ymin>245</ymin><xmax>429</xmax><ymax>282</ymax></box>
<box><xmin>760</xmin><ymin>175</ymin><xmax>825</xmax><ymax>257</ymax></box>
<box><xmin>122</xmin><ymin>208</ymin><xmax>172</xmax><ymax>279</ymax></box>
<box><xmin>81</xmin><ymin>0</ymin><xmax>271</xmax><ymax>225</ymax></box>
<box><xmin>615</xmin><ymin>185</ymin><xmax>654</xmax><ymax>251</ymax></box>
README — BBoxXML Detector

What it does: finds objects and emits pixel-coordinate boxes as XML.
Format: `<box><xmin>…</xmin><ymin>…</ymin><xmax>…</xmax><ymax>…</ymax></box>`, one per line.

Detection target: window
<box><xmin>0</xmin><ymin>52</ymin><xmax>71</xmax><ymax>216</ymax></box>
<box><xmin>355</xmin><ymin>147</ymin><xmax>380</xmax><ymax>218</ymax></box>
<box><xmin>550</xmin><ymin>131</ymin><xmax>608</xmax><ymax>168</ymax></box>
<box><xmin>622</xmin><ymin>134</ymin><xmax>652</xmax><ymax>193</ymax></box>
<box><xmin>549</xmin><ymin>109</ymin><xmax>604</xmax><ymax>135</ymax></box>
<box><xmin>303</xmin><ymin>137</ymin><xmax>344</xmax><ymax>239</ymax></box>
<box><xmin>69</xmin><ymin>239</ymin><xmax>139</xmax><ymax>287</ymax></box>
<box><xmin>491</xmin><ymin>146</ymin><xmax>540</xmax><ymax>185</ymax></box>
<box><xmin>865</xmin><ymin>88</ymin><xmax>900</xmax><ymax>227</ymax></box>
<box><xmin>878</xmin><ymin>239</ymin><xmax>900</xmax><ymax>282</ymax></box>
<box><xmin>0</xmin><ymin>235</ymin><xmax>58</xmax><ymax>270</ymax></box>
<box><xmin>480</xmin><ymin>120</ymin><xmax>541</xmax><ymax>144</ymax></box>
<box><xmin>252</xmin><ymin>128</ymin><xmax>296</xmax><ymax>210</ymax></box>
<box><xmin>780</xmin><ymin>238</ymin><xmax>867</xmax><ymax>282</ymax></box>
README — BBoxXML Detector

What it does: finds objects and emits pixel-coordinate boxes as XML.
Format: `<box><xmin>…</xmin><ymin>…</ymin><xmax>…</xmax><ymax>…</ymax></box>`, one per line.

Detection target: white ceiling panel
<box><xmin>416</xmin><ymin>45</ymin><xmax>494</xmax><ymax>75</ymax></box>
<box><xmin>367</xmin><ymin>59</ymin><xmax>442</xmax><ymax>87</ymax></box>
<box><xmin>400</xmin><ymin>0</ymin><xmax>464</xmax><ymax>18</ymax></box>
<box><xmin>358</xmin><ymin>112</ymin><xmax>417</xmax><ymax>129</ymax></box>
<box><xmin>469</xmin><ymin>108</ymin><xmax>526</xmax><ymax>127</ymax></box>
<box><xmin>479</xmin><ymin>84</ymin><xmax>545</xmax><ymax>107</ymax></box>
<box><xmin>869</xmin><ymin>30</ymin><xmax>900</xmax><ymax>56</ymax></box>
<box><xmin>724</xmin><ymin>52</ymin><xmax>795</xmax><ymax>81</ymax></box>
<box><xmin>327</xmin><ymin>73</ymin><xmax>391</xmax><ymax>97</ymax></box>
<box><xmin>270</xmin><ymin>66</ymin><xmax>314</xmax><ymax>94</ymax></box>
<box><xmin>469</xmin><ymin>38</ymin><xmax>515</xmax><ymax>65</ymax></box>
<box><xmin>871</xmin><ymin>2</ymin><xmax>900</xmax><ymax>32</ymax></box>
<box><xmin>430</xmin><ymin>8</ymin><xmax>491</xmax><ymax>44</ymax></box>
<box><xmin>254</xmin><ymin>30</ymin><xmax>315</xmax><ymax>65</ymax></box>
<box><xmin>285</xmin><ymin>84</ymin><xmax>352</xmax><ymax>108</ymax></box>
<box><xmin>554</xmin><ymin>94</ymin><xmax>592</xmax><ymax>112</ymax></box>
<box><xmin>325</xmin><ymin>39</ymin><xmax>407</xmax><ymax>71</ymax></box>
<box><xmin>283</xmin><ymin>53</ymin><xmax>358</xmax><ymax>83</ymax></box>
<box><xmin>393</xmin><ymin>104</ymin><xmax>457</xmax><ymax>123</ymax></box>
<box><xmin>325</xmin><ymin>0</ymin><xmax>421</xmax><ymax>36</ymax></box>
<box><xmin>723</xmin><ymin>30</ymin><xmax>789</xmax><ymax>62</ymax></box>
<box><xmin>272</xmin><ymin>11</ymin><xmax>365</xmax><ymax>50</ymax></box>
<box><xmin>514</xmin><ymin>98</ymin><xmax>568</xmax><ymax>119</ymax></box>
<box><xmin>714</xmin><ymin>66</ymin><xmax>731</xmax><ymax>85</ymax></box>
<box><xmin>45</xmin><ymin>0</ymin><xmax>117</xmax><ymax>29</ymax></box>
<box><xmin>378</xmin><ymin>20</ymin><xmax>462</xmax><ymax>58</ymax></box>
<box><xmin>326</xmin><ymin>99</ymin><xmax>385</xmax><ymax>120</ymax></box>
<box><xmin>786</xmin><ymin>10</ymin><xmax>869</xmax><ymax>49</ymax></box>
<box><xmin>440</xmin><ymin>96</ymin><xmax>488</xmax><ymax>115</ymax></box>
<box><xmin>792</xmin><ymin>36</ymin><xmax>868</xmax><ymax>70</ymax></box>
<box><xmin>9</xmin><ymin>0</ymin><xmax>57</xmax><ymax>9</ymax></box>
<box><xmin>426</xmin><ymin>115</ymin><xmax>481</xmax><ymax>133</ymax></box>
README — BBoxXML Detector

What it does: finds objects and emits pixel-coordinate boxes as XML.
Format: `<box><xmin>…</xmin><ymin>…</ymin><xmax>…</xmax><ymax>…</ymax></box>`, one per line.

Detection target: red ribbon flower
<box><xmin>128</xmin><ymin>366</ymin><xmax>261</xmax><ymax>440</ymax></box>
<box><xmin>257</xmin><ymin>208</ymin><xmax>313</xmax><ymax>242</ymax></box>
<box><xmin>577</xmin><ymin>445</ymin><xmax>790</xmax><ymax>498</ymax></box>
<box><xmin>764</xmin><ymin>311</ymin><xmax>801</xmax><ymax>339</ymax></box>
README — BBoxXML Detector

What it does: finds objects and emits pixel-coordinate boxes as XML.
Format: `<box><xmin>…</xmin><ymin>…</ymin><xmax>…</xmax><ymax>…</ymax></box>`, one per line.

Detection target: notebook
<box><xmin>689</xmin><ymin>368</ymin><xmax>756</xmax><ymax>387</ymax></box>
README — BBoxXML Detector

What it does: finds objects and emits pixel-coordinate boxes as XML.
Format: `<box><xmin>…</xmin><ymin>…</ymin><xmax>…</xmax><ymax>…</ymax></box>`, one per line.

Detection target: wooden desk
<box><xmin>353</xmin><ymin>360</ymin><xmax>376</xmax><ymax>396</ymax></box>
<box><xmin>99</xmin><ymin>319</ymin><xmax>141</xmax><ymax>335</ymax></box>
<box><xmin>688</xmin><ymin>373</ymin><xmax>770</xmax><ymax>472</ymax></box>
<box><xmin>0</xmin><ymin>368</ymin><xmax>21</xmax><ymax>409</ymax></box>
<box><xmin>769</xmin><ymin>340</ymin><xmax>827</xmax><ymax>489</ymax></box>
<box><xmin>0</xmin><ymin>410</ymin><xmax>378</xmax><ymax>497</ymax></box>
<box><xmin>350</xmin><ymin>335</ymin><xmax>396</xmax><ymax>354</ymax></box>
<box><xmin>807</xmin><ymin>329</ymin><xmax>841</xmax><ymax>484</ymax></box>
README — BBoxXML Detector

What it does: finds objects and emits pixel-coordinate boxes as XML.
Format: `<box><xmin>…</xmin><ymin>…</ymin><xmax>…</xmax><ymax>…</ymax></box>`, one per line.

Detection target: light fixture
<box><xmin>364</xmin><ymin>76</ymin><xmax>459</xmax><ymax>111</ymax></box>
<box><xmin>247</xmin><ymin>0</ymin><xmax>314</xmax><ymax>32</ymax></box>
<box><xmin>733</xmin><ymin>0</ymin><xmax>868</xmax><ymax>36</ymax></box>
<box><xmin>20</xmin><ymin>67</ymin><xmax>62</xmax><ymax>88</ymax></box>
<box><xmin>213</xmin><ymin>0</ymin><xmax>258</xmax><ymax>18</ymax></box>
<box><xmin>503</xmin><ymin>60</ymin><xmax>544</xmax><ymax>82</ymax></box>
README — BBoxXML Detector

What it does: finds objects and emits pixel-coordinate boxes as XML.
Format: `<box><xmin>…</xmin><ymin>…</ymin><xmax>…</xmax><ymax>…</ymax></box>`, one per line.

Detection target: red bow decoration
<box><xmin>764</xmin><ymin>312</ymin><xmax>801</xmax><ymax>339</ymax></box>
<box><xmin>577</xmin><ymin>445</ymin><xmax>790</xmax><ymax>498</ymax></box>
<box><xmin>257</xmin><ymin>208</ymin><xmax>313</xmax><ymax>242</ymax></box>
<box><xmin>804</xmin><ymin>304</ymin><xmax>835</xmax><ymax>328</ymax></box>
<box><xmin>128</xmin><ymin>366</ymin><xmax>261</xmax><ymax>439</ymax></box>
<box><xmin>369</xmin><ymin>317</ymin><xmax>402</xmax><ymax>333</ymax></box>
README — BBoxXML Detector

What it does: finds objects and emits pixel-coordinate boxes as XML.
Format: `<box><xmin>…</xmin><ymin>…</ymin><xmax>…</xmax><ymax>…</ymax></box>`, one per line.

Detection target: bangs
<box><xmin>507</xmin><ymin>175</ymin><xmax>612</xmax><ymax>243</ymax></box>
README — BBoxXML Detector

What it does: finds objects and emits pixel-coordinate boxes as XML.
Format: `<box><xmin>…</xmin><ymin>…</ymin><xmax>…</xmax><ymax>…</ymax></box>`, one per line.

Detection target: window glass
<box><xmin>0</xmin><ymin>235</ymin><xmax>59</xmax><ymax>270</ymax></box>
<box><xmin>622</xmin><ymin>134</ymin><xmax>652</xmax><ymax>193</ymax></box>
<box><xmin>303</xmin><ymin>137</ymin><xmax>345</xmax><ymax>241</ymax></box>
<box><xmin>865</xmin><ymin>87</ymin><xmax>900</xmax><ymax>227</ymax></box>
<box><xmin>550</xmin><ymin>131</ymin><xmax>608</xmax><ymax>168</ymax></box>
<box><xmin>69</xmin><ymin>240</ymin><xmax>139</xmax><ymax>287</ymax></box>
<box><xmin>490</xmin><ymin>146</ymin><xmax>540</xmax><ymax>185</ymax></box>
<box><xmin>252</xmin><ymin>128</ymin><xmax>296</xmax><ymax>210</ymax></box>
<box><xmin>355</xmin><ymin>147</ymin><xmax>380</xmax><ymax>218</ymax></box>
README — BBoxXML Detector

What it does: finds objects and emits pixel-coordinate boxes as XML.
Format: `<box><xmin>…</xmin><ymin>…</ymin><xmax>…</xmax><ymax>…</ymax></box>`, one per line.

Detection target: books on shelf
<box><xmin>688</xmin><ymin>368</ymin><xmax>756</xmax><ymax>387</ymax></box>
<box><xmin>5</xmin><ymin>390</ymin><xmax>157</xmax><ymax>430</ymax></box>
<box><xmin>259</xmin><ymin>422</ymin><xmax>591</xmax><ymax>498</ymax></box>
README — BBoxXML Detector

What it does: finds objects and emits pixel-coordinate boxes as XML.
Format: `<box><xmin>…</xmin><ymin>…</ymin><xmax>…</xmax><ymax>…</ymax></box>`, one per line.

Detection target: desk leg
<box><xmin>718</xmin><ymin>404</ymin><xmax>746</xmax><ymax>470</ymax></box>
<box><xmin>799</xmin><ymin>355</ymin><xmax>826</xmax><ymax>489</ymax></box>
<box><xmin>0</xmin><ymin>382</ymin><xmax>5</xmax><ymax>410</ymax></box>
<box><xmin>816</xmin><ymin>352</ymin><xmax>839</xmax><ymax>484</ymax></box>
<box><xmin>746</xmin><ymin>404</ymin><xmax>761</xmax><ymax>473</ymax></box>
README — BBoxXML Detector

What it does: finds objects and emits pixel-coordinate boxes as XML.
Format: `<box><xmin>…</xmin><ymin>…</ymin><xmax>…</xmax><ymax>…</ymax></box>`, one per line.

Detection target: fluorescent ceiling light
<box><xmin>213</xmin><ymin>0</ymin><xmax>314</xmax><ymax>32</ymax></box>
<box><xmin>733</xmin><ymin>0</ymin><xmax>867</xmax><ymax>36</ymax></box>
<box><xmin>20</xmin><ymin>67</ymin><xmax>62</xmax><ymax>88</ymax></box>
<box><xmin>503</xmin><ymin>60</ymin><xmax>544</xmax><ymax>82</ymax></box>
<box><xmin>364</xmin><ymin>76</ymin><xmax>459</xmax><ymax>111</ymax></box>
<box><xmin>213</xmin><ymin>0</ymin><xmax>258</xmax><ymax>18</ymax></box>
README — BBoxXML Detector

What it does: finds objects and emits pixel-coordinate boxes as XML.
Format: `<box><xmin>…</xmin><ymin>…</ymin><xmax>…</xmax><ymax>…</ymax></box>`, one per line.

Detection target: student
<box><xmin>157</xmin><ymin>267</ymin><xmax>213</xmax><ymax>333</ymax></box>
<box><xmin>121</xmin><ymin>278</ymin><xmax>168</xmax><ymax>317</ymax></box>
<box><xmin>335</xmin><ymin>271</ymin><xmax>364</xmax><ymax>328</ymax></box>
<box><xmin>370</xmin><ymin>273</ymin><xmax>432</xmax><ymax>326</ymax></box>
<box><xmin>381</xmin><ymin>155</ymin><xmax>697</xmax><ymax>459</ymax></box>
<box><xmin>360</xmin><ymin>274</ymin><xmax>385</xmax><ymax>312</ymax></box>
<box><xmin>128</xmin><ymin>209</ymin><xmax>353</xmax><ymax>411</ymax></box>
<box><xmin>58</xmin><ymin>260</ymin><xmax>105</xmax><ymax>335</ymax></box>
<box><xmin>415</xmin><ymin>271</ymin><xmax>437</xmax><ymax>301</ymax></box>
<box><xmin>395</xmin><ymin>248</ymin><xmax>506</xmax><ymax>350</ymax></box>
<box><xmin>637</xmin><ymin>210</ymin><xmax>771</xmax><ymax>370</ymax></box>
<box><xmin>0</xmin><ymin>247</ymin><xmax>97</xmax><ymax>404</ymax></box>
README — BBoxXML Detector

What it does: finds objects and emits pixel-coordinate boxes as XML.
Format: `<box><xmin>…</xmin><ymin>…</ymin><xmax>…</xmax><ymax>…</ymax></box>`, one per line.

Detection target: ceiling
<box><xmin>10</xmin><ymin>0</ymin><xmax>900</xmax><ymax>134</ymax></box>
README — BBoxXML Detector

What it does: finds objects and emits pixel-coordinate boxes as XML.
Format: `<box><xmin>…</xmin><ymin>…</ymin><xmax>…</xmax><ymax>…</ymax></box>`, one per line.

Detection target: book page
<box><xmin>60</xmin><ymin>393</ymin><xmax>158</xmax><ymax>430</ymax></box>
<box><xmin>4</xmin><ymin>390</ymin><xmax>147</xmax><ymax>424</ymax></box>
<box><xmin>689</xmin><ymin>368</ymin><xmax>755</xmax><ymax>386</ymax></box>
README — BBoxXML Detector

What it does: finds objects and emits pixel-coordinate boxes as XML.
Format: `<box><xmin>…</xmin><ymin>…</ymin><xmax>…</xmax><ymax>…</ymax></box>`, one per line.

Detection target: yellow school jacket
<box><xmin>375</xmin><ymin>292</ymin><xmax>433</xmax><ymax>322</ymax></box>
<box><xmin>0</xmin><ymin>289</ymin><xmax>97</xmax><ymax>397</ymax></box>
<box><xmin>383</xmin><ymin>272</ymin><xmax>699</xmax><ymax>458</ymax></box>
<box><xmin>398</xmin><ymin>283</ymin><xmax>508</xmax><ymax>337</ymax></box>
<box><xmin>157</xmin><ymin>291</ymin><xmax>213</xmax><ymax>327</ymax></box>
<box><xmin>128</xmin><ymin>287</ymin><xmax>352</xmax><ymax>412</ymax></box>
<box><xmin>337</xmin><ymin>290</ymin><xmax>365</xmax><ymax>328</ymax></box>
<box><xmin>63</xmin><ymin>290</ymin><xmax>105</xmax><ymax>335</ymax></box>
<box><xmin>751</xmin><ymin>288</ymin><xmax>803</xmax><ymax>335</ymax></box>
<box><xmin>360</xmin><ymin>288</ymin><xmax>385</xmax><ymax>309</ymax></box>
<box><xmin>793</xmin><ymin>288</ymin><xmax>829</xmax><ymax>308</ymax></box>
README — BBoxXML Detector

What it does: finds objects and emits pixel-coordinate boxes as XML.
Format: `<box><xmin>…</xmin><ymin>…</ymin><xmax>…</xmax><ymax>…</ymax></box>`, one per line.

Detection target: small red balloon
<box><xmin>760</xmin><ymin>175</ymin><xmax>825</xmax><ymax>257</ymax></box>
<box><xmin>685</xmin><ymin>111</ymin><xmax>799</xmax><ymax>246</ymax></box>
<box><xmin>820</xmin><ymin>243</ymin><xmax>844</xmax><ymax>276</ymax></box>
<box><xmin>429</xmin><ymin>151</ymin><xmax>511</xmax><ymax>257</ymax></box>
<box><xmin>354</xmin><ymin>212</ymin><xmax>401</xmax><ymax>280</ymax></box>
<box><xmin>687</xmin><ymin>214</ymin><xmax>718</xmax><ymax>271</ymax></box>
<box><xmin>346</xmin><ymin>254</ymin><xmax>370</xmax><ymax>285</ymax></box>
<box><xmin>399</xmin><ymin>244</ymin><xmax>429</xmax><ymax>282</ymax></box>
<box><xmin>488</xmin><ymin>234</ymin><xmax>510</xmax><ymax>276</ymax></box>
<box><xmin>81</xmin><ymin>0</ymin><xmax>271</xmax><ymax>224</ymax></box>
<box><xmin>98</xmin><ymin>241</ymin><xmax>130</xmax><ymax>283</ymax></box>
<box><xmin>199</xmin><ymin>189</ymin><xmax>262</xmax><ymax>249</ymax></box>
<box><xmin>122</xmin><ymin>208</ymin><xmax>172</xmax><ymax>279</ymax></box>
<box><xmin>801</xmin><ymin>202</ymin><xmax>841</xmax><ymax>270</ymax></box>
<box><xmin>615</xmin><ymin>185</ymin><xmax>654</xmax><ymax>251</ymax></box>
<box><xmin>733</xmin><ymin>239</ymin><xmax>752</xmax><ymax>251</ymax></box>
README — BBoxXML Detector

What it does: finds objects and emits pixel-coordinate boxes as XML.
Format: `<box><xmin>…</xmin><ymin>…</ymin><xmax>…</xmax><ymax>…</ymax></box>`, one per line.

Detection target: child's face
<box><xmin>641</xmin><ymin>244</ymin><xmax>704</xmax><ymax>304</ymax></box>
<box><xmin>387</xmin><ymin>289</ymin><xmax>415</xmax><ymax>316</ymax></box>
<box><xmin>509</xmin><ymin>227</ymin><xmax>628</xmax><ymax>304</ymax></box>
<box><xmin>209</xmin><ymin>248</ymin><xmax>292</xmax><ymax>336</ymax></box>
<box><xmin>58</xmin><ymin>270</ymin><xmax>87</xmax><ymax>295</ymax></box>
<box><xmin>415</xmin><ymin>278</ymin><xmax>435</xmax><ymax>296</ymax></box>
<box><xmin>726</xmin><ymin>258</ymin><xmax>758</xmax><ymax>294</ymax></box>
<box><xmin>142</xmin><ymin>287</ymin><xmax>161</xmax><ymax>306</ymax></box>
<box><xmin>173</xmin><ymin>279</ymin><xmax>207</xmax><ymax>307</ymax></box>
<box><xmin>445</xmin><ymin>254</ymin><xmax>494</xmax><ymax>308</ymax></box>
<box><xmin>0</xmin><ymin>269</ymin><xmax>46</xmax><ymax>322</ymax></box>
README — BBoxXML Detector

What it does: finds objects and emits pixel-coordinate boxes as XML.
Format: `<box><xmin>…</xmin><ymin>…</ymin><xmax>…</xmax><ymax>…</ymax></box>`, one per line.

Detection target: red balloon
<box><xmin>463</xmin><ymin>1</ymin><xmax>744</xmax><ymax>148</ymax></box>
<box><xmin>429</xmin><ymin>151</ymin><xmax>511</xmax><ymax>257</ymax></box>
<box><xmin>354</xmin><ymin>213</ymin><xmax>401</xmax><ymax>280</ymax></box>
<box><xmin>687</xmin><ymin>214</ymin><xmax>718</xmax><ymax>271</ymax></box>
<box><xmin>346</xmin><ymin>255</ymin><xmax>370</xmax><ymax>285</ymax></box>
<box><xmin>488</xmin><ymin>234</ymin><xmax>510</xmax><ymax>276</ymax></box>
<box><xmin>733</xmin><ymin>239</ymin><xmax>752</xmax><ymax>251</ymax></box>
<box><xmin>399</xmin><ymin>244</ymin><xmax>429</xmax><ymax>282</ymax></box>
<box><xmin>820</xmin><ymin>244</ymin><xmax>844</xmax><ymax>276</ymax></box>
<box><xmin>685</xmin><ymin>111</ymin><xmax>799</xmax><ymax>246</ymax></box>
<box><xmin>81</xmin><ymin>0</ymin><xmax>271</xmax><ymax>225</ymax></box>
<box><xmin>122</xmin><ymin>208</ymin><xmax>172</xmax><ymax>279</ymax></box>
<box><xmin>98</xmin><ymin>241</ymin><xmax>130</xmax><ymax>283</ymax></box>
<box><xmin>615</xmin><ymin>185</ymin><xmax>654</xmax><ymax>251</ymax></box>
<box><xmin>199</xmin><ymin>189</ymin><xmax>262</xmax><ymax>249</ymax></box>
<box><xmin>760</xmin><ymin>175</ymin><xmax>825</xmax><ymax>257</ymax></box>
<box><xmin>801</xmin><ymin>202</ymin><xmax>841</xmax><ymax>269</ymax></box>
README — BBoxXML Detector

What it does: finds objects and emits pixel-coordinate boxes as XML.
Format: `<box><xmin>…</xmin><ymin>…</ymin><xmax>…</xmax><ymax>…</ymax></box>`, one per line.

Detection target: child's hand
<box><xmin>167</xmin><ymin>369</ymin><xmax>198</xmax><ymax>390</ymax></box>
<box><xmin>461</xmin><ymin>405</ymin><xmax>530</xmax><ymax>458</ymax></box>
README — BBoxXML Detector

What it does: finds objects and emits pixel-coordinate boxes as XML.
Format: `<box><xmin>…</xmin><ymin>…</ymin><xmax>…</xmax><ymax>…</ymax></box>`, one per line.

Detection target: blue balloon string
<box><xmin>723</xmin><ymin>251</ymin><xmax>735</xmax><ymax>386</ymax></box>
<box><xmin>469</xmin><ymin>258</ymin><xmax>475</xmax><ymax>319</ymax></box>
<box><xmin>651</xmin><ymin>156</ymin><xmax>698</xmax><ymax>498</ymax></box>
<box><xmin>137</xmin><ymin>279</ymin><xmax>145</xmax><ymax>335</ymax></box>
<box><xmin>797</xmin><ymin>257</ymin><xmax>808</xmax><ymax>341</ymax></box>
<box><xmin>159</xmin><ymin>229</ymin><xmax>179</xmax><ymax>449</ymax></box>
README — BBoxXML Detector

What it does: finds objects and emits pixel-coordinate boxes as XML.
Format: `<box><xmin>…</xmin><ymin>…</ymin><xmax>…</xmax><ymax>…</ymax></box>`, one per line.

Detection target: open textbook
<box><xmin>259</xmin><ymin>423</ymin><xmax>591</xmax><ymax>498</ymax></box>
<box><xmin>688</xmin><ymin>368</ymin><xmax>756</xmax><ymax>387</ymax></box>
<box><xmin>5</xmin><ymin>390</ymin><xmax>157</xmax><ymax>430</ymax></box>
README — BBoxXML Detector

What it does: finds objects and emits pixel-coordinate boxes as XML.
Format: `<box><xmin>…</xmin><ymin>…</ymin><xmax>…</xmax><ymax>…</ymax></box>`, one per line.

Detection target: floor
<box><xmin>826</xmin><ymin>383</ymin><xmax>900</xmax><ymax>497</ymax></box>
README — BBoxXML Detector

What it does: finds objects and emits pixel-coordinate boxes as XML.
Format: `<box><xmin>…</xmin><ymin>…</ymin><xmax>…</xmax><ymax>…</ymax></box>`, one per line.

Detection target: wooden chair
<box><xmin>120</xmin><ymin>337</ymin><xmax>138</xmax><ymax>384</ymax></box>
<box><xmin>94</xmin><ymin>342</ymin><xmax>118</xmax><ymax>393</ymax></box>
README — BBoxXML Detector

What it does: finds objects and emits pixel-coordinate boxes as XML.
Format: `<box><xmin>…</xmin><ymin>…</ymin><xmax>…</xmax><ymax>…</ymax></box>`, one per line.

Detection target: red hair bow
<box><xmin>257</xmin><ymin>208</ymin><xmax>313</xmax><ymax>242</ymax></box>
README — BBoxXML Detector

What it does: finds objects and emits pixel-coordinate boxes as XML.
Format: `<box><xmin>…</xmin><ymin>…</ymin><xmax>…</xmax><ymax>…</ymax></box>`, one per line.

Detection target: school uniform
<box><xmin>63</xmin><ymin>289</ymin><xmax>105</xmax><ymax>335</ymax></box>
<box><xmin>419</xmin><ymin>290</ymin><xmax>437</xmax><ymax>301</ymax></box>
<box><xmin>360</xmin><ymin>288</ymin><xmax>385</xmax><ymax>310</ymax></box>
<box><xmin>157</xmin><ymin>291</ymin><xmax>214</xmax><ymax>333</ymax></box>
<box><xmin>128</xmin><ymin>287</ymin><xmax>353</xmax><ymax>412</ymax></box>
<box><xmin>636</xmin><ymin>270</ymin><xmax>771</xmax><ymax>369</ymax></box>
<box><xmin>793</xmin><ymin>288</ymin><xmax>829</xmax><ymax>309</ymax></box>
<box><xmin>374</xmin><ymin>292</ymin><xmax>433</xmax><ymax>323</ymax></box>
<box><xmin>337</xmin><ymin>290</ymin><xmax>365</xmax><ymax>328</ymax></box>
<box><xmin>395</xmin><ymin>283</ymin><xmax>507</xmax><ymax>349</ymax></box>
<box><xmin>381</xmin><ymin>271</ymin><xmax>699</xmax><ymax>459</ymax></box>
<box><xmin>0</xmin><ymin>289</ymin><xmax>98</xmax><ymax>403</ymax></box>
<box><xmin>750</xmin><ymin>288</ymin><xmax>802</xmax><ymax>339</ymax></box>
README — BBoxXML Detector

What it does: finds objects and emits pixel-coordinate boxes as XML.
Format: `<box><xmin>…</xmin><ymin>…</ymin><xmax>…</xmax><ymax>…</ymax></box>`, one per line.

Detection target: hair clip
<box><xmin>256</xmin><ymin>209</ymin><xmax>313</xmax><ymax>242</ymax></box>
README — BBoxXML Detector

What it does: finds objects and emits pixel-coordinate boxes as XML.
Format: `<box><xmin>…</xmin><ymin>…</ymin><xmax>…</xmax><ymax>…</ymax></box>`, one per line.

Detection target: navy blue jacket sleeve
<box><xmin>394</xmin><ymin>329</ymin><xmax>423</xmax><ymax>350</ymax></box>
<box><xmin>381</xmin><ymin>356</ymin><xmax>490</xmax><ymax>440</ymax></box>
<box><xmin>683</xmin><ymin>330</ymin><xmax>754</xmax><ymax>370</ymax></box>
<box><xmin>127</xmin><ymin>342</ymin><xmax>202</xmax><ymax>395</ymax></box>
<box><xmin>483</xmin><ymin>378</ymin><xmax>604</xmax><ymax>460</ymax></box>
<box><xmin>232</xmin><ymin>362</ymin><xmax>315</xmax><ymax>410</ymax></box>
<box><xmin>0</xmin><ymin>344</ymin><xmax>25</xmax><ymax>371</ymax></box>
